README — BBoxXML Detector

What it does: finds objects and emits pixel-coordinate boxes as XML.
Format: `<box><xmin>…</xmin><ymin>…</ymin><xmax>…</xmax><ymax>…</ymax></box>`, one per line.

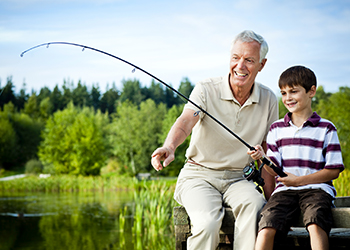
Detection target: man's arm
<box><xmin>151</xmin><ymin>108</ymin><xmax>199</xmax><ymax>171</ymax></box>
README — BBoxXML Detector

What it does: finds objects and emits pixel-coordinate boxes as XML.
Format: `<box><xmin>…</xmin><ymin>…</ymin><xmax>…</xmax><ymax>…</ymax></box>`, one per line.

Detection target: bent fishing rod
<box><xmin>20</xmin><ymin>42</ymin><xmax>286</xmax><ymax>177</ymax></box>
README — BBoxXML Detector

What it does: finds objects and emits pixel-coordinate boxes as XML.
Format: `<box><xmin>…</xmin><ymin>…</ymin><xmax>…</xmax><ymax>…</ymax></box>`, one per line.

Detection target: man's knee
<box><xmin>190</xmin><ymin>212</ymin><xmax>223</xmax><ymax>236</ymax></box>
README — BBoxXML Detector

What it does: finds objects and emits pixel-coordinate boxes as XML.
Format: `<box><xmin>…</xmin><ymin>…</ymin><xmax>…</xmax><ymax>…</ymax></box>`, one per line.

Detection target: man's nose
<box><xmin>237</xmin><ymin>58</ymin><xmax>246</xmax><ymax>69</ymax></box>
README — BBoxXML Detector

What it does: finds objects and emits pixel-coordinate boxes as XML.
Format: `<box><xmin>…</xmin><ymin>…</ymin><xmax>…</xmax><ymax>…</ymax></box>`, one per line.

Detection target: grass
<box><xmin>334</xmin><ymin>168</ymin><xmax>350</xmax><ymax>197</ymax></box>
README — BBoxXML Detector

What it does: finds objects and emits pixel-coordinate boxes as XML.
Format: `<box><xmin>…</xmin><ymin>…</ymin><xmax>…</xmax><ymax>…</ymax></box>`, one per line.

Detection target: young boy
<box><xmin>248</xmin><ymin>65</ymin><xmax>344</xmax><ymax>250</ymax></box>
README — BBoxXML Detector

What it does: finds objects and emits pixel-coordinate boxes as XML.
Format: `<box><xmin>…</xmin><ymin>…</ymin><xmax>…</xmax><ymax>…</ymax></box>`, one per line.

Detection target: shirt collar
<box><xmin>221</xmin><ymin>74</ymin><xmax>260</xmax><ymax>105</ymax></box>
<box><xmin>283</xmin><ymin>112</ymin><xmax>321</xmax><ymax>127</ymax></box>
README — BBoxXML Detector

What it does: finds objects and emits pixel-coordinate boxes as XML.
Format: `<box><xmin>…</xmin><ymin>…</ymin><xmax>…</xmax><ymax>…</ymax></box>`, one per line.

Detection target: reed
<box><xmin>334</xmin><ymin>168</ymin><xmax>350</xmax><ymax>197</ymax></box>
<box><xmin>117</xmin><ymin>179</ymin><xmax>177</xmax><ymax>249</ymax></box>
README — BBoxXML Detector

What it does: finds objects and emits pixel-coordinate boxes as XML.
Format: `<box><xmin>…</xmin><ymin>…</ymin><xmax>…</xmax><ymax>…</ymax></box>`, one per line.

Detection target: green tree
<box><xmin>177</xmin><ymin>77</ymin><xmax>194</xmax><ymax>104</ymax></box>
<box><xmin>119</xmin><ymin>79</ymin><xmax>145</xmax><ymax>105</ymax></box>
<box><xmin>38</xmin><ymin>103</ymin><xmax>109</xmax><ymax>175</ymax></box>
<box><xmin>72</xmin><ymin>81</ymin><xmax>90</xmax><ymax>107</ymax></box>
<box><xmin>109</xmin><ymin>99</ymin><xmax>166</xmax><ymax>176</ymax></box>
<box><xmin>90</xmin><ymin>84</ymin><xmax>101</xmax><ymax>110</ymax></box>
<box><xmin>39</xmin><ymin>97</ymin><xmax>53</xmax><ymax>121</ymax></box>
<box><xmin>316</xmin><ymin>87</ymin><xmax>350</xmax><ymax>169</ymax></box>
<box><xmin>0</xmin><ymin>115</ymin><xmax>16</xmax><ymax>170</ymax></box>
<box><xmin>51</xmin><ymin>85</ymin><xmax>64</xmax><ymax>112</ymax></box>
<box><xmin>62</xmin><ymin>79</ymin><xmax>74</xmax><ymax>107</ymax></box>
<box><xmin>100</xmin><ymin>83</ymin><xmax>119</xmax><ymax>114</ymax></box>
<box><xmin>0</xmin><ymin>102</ymin><xmax>43</xmax><ymax>169</ymax></box>
<box><xmin>16</xmin><ymin>83</ymin><xmax>29</xmax><ymax>110</ymax></box>
<box><xmin>0</xmin><ymin>77</ymin><xmax>16</xmax><ymax>110</ymax></box>
<box><xmin>148</xmin><ymin>80</ymin><xmax>165</xmax><ymax>104</ymax></box>
<box><xmin>23</xmin><ymin>93</ymin><xmax>40</xmax><ymax>119</ymax></box>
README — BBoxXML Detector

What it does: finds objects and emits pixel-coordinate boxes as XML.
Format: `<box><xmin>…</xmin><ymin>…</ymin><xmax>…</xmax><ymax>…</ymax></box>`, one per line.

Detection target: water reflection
<box><xmin>0</xmin><ymin>192</ymin><xmax>139</xmax><ymax>250</ymax></box>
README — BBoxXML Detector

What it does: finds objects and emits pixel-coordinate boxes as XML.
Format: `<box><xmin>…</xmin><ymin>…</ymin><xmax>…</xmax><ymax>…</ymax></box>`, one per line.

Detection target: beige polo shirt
<box><xmin>184</xmin><ymin>74</ymin><xmax>278</xmax><ymax>171</ymax></box>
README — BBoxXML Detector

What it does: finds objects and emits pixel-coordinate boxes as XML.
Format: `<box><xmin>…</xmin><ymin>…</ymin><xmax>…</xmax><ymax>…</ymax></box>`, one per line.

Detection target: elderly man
<box><xmin>151</xmin><ymin>30</ymin><xmax>278</xmax><ymax>250</ymax></box>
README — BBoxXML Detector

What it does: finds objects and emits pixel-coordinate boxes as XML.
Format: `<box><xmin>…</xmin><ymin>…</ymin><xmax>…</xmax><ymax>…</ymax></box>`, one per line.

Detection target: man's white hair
<box><xmin>231</xmin><ymin>30</ymin><xmax>268</xmax><ymax>62</ymax></box>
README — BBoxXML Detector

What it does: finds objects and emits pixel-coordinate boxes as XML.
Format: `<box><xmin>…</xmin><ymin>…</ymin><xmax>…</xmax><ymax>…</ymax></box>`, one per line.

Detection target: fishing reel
<box><xmin>243</xmin><ymin>161</ymin><xmax>265</xmax><ymax>193</ymax></box>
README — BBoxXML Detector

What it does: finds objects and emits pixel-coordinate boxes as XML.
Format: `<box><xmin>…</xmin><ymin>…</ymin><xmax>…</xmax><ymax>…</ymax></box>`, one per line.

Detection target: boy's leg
<box><xmin>307</xmin><ymin>224</ymin><xmax>329</xmax><ymax>250</ymax></box>
<box><xmin>299</xmin><ymin>189</ymin><xmax>333</xmax><ymax>250</ymax></box>
<box><xmin>257</xmin><ymin>191</ymin><xmax>300</xmax><ymax>249</ymax></box>
<box><xmin>255</xmin><ymin>227</ymin><xmax>276</xmax><ymax>250</ymax></box>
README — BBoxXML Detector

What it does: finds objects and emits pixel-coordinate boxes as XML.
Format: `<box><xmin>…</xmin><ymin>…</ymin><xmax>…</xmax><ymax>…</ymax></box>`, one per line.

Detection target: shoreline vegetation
<box><xmin>0</xmin><ymin>169</ymin><xmax>348</xmax><ymax>196</ymax></box>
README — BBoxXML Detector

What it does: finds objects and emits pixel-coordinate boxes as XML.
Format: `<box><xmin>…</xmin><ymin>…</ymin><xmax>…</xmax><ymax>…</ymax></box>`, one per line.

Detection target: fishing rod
<box><xmin>20</xmin><ymin>42</ymin><xmax>286</xmax><ymax>178</ymax></box>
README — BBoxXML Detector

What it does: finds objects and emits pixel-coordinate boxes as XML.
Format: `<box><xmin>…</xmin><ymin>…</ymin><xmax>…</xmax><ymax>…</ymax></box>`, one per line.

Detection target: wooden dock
<box><xmin>174</xmin><ymin>196</ymin><xmax>350</xmax><ymax>250</ymax></box>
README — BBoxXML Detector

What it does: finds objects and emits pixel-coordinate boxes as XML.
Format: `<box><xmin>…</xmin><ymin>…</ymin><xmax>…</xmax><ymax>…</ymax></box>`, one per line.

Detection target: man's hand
<box><xmin>151</xmin><ymin>147</ymin><xmax>175</xmax><ymax>171</ymax></box>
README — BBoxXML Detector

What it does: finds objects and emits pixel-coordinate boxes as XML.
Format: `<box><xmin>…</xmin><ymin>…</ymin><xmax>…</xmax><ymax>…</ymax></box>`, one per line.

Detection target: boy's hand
<box><xmin>247</xmin><ymin>145</ymin><xmax>265</xmax><ymax>160</ymax></box>
<box><xmin>276</xmin><ymin>172</ymin><xmax>299</xmax><ymax>186</ymax></box>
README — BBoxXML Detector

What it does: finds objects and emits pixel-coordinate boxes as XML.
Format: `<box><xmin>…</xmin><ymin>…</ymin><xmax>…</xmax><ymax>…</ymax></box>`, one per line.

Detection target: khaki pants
<box><xmin>174</xmin><ymin>164</ymin><xmax>266</xmax><ymax>250</ymax></box>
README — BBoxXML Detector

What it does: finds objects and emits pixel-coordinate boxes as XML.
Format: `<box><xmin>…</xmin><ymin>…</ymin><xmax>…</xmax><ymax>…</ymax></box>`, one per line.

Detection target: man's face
<box><xmin>229</xmin><ymin>40</ymin><xmax>266</xmax><ymax>88</ymax></box>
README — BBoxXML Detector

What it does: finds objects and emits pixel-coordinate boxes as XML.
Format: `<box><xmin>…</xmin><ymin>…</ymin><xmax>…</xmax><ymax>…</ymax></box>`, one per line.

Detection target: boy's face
<box><xmin>280</xmin><ymin>85</ymin><xmax>316</xmax><ymax>114</ymax></box>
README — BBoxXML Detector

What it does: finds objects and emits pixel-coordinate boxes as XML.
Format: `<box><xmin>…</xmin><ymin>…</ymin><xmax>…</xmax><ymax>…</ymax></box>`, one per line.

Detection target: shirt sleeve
<box><xmin>184</xmin><ymin>82</ymin><xmax>207</xmax><ymax>120</ymax></box>
<box><xmin>324</xmin><ymin>126</ymin><xmax>345</xmax><ymax>172</ymax></box>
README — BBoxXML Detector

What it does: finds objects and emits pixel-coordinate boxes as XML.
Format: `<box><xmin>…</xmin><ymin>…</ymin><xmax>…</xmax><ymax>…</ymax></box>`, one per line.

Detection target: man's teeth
<box><xmin>236</xmin><ymin>72</ymin><xmax>247</xmax><ymax>76</ymax></box>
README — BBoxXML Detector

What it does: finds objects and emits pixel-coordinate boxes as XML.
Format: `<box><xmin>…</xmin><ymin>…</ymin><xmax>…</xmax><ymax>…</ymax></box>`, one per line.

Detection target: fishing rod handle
<box><xmin>261</xmin><ymin>157</ymin><xmax>287</xmax><ymax>177</ymax></box>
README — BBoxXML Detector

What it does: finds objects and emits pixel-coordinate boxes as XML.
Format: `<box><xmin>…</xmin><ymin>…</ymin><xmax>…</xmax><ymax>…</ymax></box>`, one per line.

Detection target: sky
<box><xmin>1</xmin><ymin>0</ymin><xmax>350</xmax><ymax>97</ymax></box>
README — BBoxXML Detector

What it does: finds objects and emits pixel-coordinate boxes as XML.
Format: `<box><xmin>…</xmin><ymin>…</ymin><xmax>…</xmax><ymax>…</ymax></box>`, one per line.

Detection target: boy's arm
<box><xmin>277</xmin><ymin>168</ymin><xmax>341</xmax><ymax>187</ymax></box>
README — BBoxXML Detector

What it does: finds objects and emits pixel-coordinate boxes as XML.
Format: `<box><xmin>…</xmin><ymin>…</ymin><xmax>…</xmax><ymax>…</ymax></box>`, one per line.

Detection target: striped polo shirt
<box><xmin>267</xmin><ymin>112</ymin><xmax>344</xmax><ymax>198</ymax></box>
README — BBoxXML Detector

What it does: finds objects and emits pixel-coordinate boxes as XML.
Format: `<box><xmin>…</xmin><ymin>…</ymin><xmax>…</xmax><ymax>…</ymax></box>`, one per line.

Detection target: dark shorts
<box><xmin>258</xmin><ymin>189</ymin><xmax>334</xmax><ymax>236</ymax></box>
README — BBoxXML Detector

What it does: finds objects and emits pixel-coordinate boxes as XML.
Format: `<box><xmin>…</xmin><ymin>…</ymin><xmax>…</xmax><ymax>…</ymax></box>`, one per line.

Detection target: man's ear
<box><xmin>259</xmin><ymin>58</ymin><xmax>267</xmax><ymax>72</ymax></box>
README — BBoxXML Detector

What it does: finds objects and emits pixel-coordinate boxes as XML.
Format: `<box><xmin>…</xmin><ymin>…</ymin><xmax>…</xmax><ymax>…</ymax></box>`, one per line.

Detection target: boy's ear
<box><xmin>309</xmin><ymin>85</ymin><xmax>317</xmax><ymax>98</ymax></box>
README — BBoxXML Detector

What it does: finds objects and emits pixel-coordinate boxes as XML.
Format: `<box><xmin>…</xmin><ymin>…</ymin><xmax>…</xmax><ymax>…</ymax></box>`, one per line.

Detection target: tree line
<box><xmin>0</xmin><ymin>76</ymin><xmax>193</xmax><ymax>177</ymax></box>
<box><xmin>1</xmin><ymin>76</ymin><xmax>349</xmax><ymax>177</ymax></box>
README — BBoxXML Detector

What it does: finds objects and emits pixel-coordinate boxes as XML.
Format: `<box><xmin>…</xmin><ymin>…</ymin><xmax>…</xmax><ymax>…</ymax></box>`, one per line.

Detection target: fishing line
<box><xmin>20</xmin><ymin>41</ymin><xmax>286</xmax><ymax>177</ymax></box>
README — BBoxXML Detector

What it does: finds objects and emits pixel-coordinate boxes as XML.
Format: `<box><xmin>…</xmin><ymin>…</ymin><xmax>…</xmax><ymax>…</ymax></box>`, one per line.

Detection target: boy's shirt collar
<box><xmin>283</xmin><ymin>112</ymin><xmax>321</xmax><ymax>127</ymax></box>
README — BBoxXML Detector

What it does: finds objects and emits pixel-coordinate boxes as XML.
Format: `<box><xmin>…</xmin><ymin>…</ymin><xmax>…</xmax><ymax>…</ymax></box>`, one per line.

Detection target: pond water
<box><xmin>0</xmin><ymin>191</ymin><xmax>173</xmax><ymax>250</ymax></box>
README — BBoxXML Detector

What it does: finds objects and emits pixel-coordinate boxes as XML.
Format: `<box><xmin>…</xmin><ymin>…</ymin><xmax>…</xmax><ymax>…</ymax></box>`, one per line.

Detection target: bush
<box><xmin>25</xmin><ymin>159</ymin><xmax>43</xmax><ymax>174</ymax></box>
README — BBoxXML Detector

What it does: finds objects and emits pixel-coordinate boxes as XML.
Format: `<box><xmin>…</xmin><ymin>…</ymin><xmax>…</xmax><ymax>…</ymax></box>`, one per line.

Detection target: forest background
<box><xmin>0</xmin><ymin>76</ymin><xmax>349</xmax><ymax>178</ymax></box>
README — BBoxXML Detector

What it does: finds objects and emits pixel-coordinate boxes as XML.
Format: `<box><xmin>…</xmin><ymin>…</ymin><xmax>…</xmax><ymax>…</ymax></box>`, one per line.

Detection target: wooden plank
<box><xmin>174</xmin><ymin>206</ymin><xmax>350</xmax><ymax>228</ymax></box>
<box><xmin>174</xmin><ymin>197</ymin><xmax>350</xmax><ymax>249</ymax></box>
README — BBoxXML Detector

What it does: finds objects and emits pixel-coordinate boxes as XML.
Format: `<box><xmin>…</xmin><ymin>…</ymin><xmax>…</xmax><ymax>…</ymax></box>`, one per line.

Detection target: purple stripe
<box><xmin>276</xmin><ymin>138</ymin><xmax>324</xmax><ymax>148</ymax></box>
<box><xmin>282</xmin><ymin>159</ymin><xmax>325</xmax><ymax>170</ymax></box>
<box><xmin>318</xmin><ymin>121</ymin><xmax>337</xmax><ymax>132</ymax></box>
<box><xmin>270</xmin><ymin>121</ymin><xmax>286</xmax><ymax>131</ymax></box>
<box><xmin>325</xmin><ymin>164</ymin><xmax>345</xmax><ymax>171</ymax></box>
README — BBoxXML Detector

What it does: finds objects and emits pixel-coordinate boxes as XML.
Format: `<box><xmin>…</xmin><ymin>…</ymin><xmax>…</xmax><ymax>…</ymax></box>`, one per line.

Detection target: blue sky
<box><xmin>1</xmin><ymin>0</ymin><xmax>350</xmax><ymax>96</ymax></box>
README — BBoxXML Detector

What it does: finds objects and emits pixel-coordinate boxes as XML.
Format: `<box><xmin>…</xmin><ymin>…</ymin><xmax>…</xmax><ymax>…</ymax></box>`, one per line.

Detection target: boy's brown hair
<box><xmin>278</xmin><ymin>65</ymin><xmax>317</xmax><ymax>92</ymax></box>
